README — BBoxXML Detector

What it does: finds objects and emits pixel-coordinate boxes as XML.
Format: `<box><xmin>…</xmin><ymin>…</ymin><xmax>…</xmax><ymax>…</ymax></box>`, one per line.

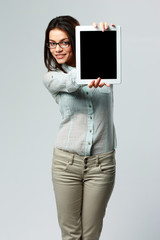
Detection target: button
<box><xmin>90</xmin><ymin>116</ymin><xmax>92</xmax><ymax>119</ymax></box>
<box><xmin>89</xmin><ymin>105</ymin><xmax>92</xmax><ymax>108</ymax></box>
<box><xmin>86</xmin><ymin>92</ymin><xmax>88</xmax><ymax>95</ymax></box>
<box><xmin>84</xmin><ymin>165</ymin><xmax>87</xmax><ymax>169</ymax></box>
<box><xmin>88</xmin><ymin>142</ymin><xmax>91</xmax><ymax>145</ymax></box>
<box><xmin>90</xmin><ymin>130</ymin><xmax>92</xmax><ymax>133</ymax></box>
<box><xmin>84</xmin><ymin>159</ymin><xmax>88</xmax><ymax>164</ymax></box>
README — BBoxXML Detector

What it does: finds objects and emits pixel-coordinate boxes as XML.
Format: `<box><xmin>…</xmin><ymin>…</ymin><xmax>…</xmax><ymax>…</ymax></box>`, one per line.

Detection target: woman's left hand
<box><xmin>88</xmin><ymin>21</ymin><xmax>115</xmax><ymax>88</ymax></box>
<box><xmin>93</xmin><ymin>21</ymin><xmax>115</xmax><ymax>32</ymax></box>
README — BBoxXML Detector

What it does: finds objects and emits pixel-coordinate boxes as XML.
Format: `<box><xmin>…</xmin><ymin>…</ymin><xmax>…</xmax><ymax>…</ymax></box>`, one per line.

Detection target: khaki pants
<box><xmin>52</xmin><ymin>148</ymin><xmax>116</xmax><ymax>240</ymax></box>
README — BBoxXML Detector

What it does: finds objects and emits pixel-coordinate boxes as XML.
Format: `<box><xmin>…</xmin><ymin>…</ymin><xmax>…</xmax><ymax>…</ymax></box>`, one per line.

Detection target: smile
<box><xmin>55</xmin><ymin>54</ymin><xmax>66</xmax><ymax>59</ymax></box>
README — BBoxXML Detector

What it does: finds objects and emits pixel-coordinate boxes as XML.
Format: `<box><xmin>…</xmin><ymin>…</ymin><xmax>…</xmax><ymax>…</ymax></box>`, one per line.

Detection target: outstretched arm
<box><xmin>43</xmin><ymin>67</ymin><xmax>79</xmax><ymax>96</ymax></box>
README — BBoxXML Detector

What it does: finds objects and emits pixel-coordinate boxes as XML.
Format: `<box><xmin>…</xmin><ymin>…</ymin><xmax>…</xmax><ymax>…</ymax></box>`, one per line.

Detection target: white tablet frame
<box><xmin>76</xmin><ymin>25</ymin><xmax>121</xmax><ymax>84</ymax></box>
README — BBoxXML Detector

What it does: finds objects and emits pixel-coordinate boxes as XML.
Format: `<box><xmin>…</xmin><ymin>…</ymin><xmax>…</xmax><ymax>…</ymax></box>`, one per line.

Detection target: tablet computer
<box><xmin>76</xmin><ymin>25</ymin><xmax>121</xmax><ymax>84</ymax></box>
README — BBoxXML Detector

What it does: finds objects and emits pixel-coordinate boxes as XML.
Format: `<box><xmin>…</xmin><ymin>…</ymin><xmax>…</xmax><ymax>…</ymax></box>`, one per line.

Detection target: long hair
<box><xmin>44</xmin><ymin>15</ymin><xmax>80</xmax><ymax>72</ymax></box>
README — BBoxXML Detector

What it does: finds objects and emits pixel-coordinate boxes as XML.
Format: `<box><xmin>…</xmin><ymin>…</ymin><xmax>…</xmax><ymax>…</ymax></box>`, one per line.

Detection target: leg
<box><xmin>52</xmin><ymin>151</ymin><xmax>83</xmax><ymax>240</ymax></box>
<box><xmin>82</xmin><ymin>153</ymin><xmax>116</xmax><ymax>240</ymax></box>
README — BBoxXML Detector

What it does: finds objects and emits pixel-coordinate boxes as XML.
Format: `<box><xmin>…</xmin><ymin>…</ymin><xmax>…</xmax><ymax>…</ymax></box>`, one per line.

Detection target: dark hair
<box><xmin>44</xmin><ymin>15</ymin><xmax>80</xmax><ymax>72</ymax></box>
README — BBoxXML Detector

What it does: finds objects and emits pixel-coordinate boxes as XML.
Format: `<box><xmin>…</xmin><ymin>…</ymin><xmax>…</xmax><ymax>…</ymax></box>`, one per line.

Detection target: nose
<box><xmin>55</xmin><ymin>44</ymin><xmax>62</xmax><ymax>51</ymax></box>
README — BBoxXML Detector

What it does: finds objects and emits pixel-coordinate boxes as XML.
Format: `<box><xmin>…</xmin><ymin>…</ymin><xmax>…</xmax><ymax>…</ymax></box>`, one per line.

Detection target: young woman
<box><xmin>43</xmin><ymin>15</ymin><xmax>117</xmax><ymax>240</ymax></box>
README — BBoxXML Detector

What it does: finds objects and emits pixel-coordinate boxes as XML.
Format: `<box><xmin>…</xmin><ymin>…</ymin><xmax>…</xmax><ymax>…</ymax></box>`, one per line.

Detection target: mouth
<box><xmin>55</xmin><ymin>54</ymin><xmax>66</xmax><ymax>59</ymax></box>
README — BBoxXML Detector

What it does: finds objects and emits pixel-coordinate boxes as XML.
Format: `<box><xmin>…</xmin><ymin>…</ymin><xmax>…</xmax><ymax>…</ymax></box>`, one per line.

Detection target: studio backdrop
<box><xmin>0</xmin><ymin>0</ymin><xmax>160</xmax><ymax>239</ymax></box>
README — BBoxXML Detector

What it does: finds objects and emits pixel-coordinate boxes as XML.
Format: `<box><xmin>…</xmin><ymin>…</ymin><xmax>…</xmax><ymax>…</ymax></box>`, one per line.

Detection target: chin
<box><xmin>55</xmin><ymin>56</ymin><xmax>74</xmax><ymax>66</ymax></box>
<box><xmin>56</xmin><ymin>59</ymin><xmax>66</xmax><ymax>65</ymax></box>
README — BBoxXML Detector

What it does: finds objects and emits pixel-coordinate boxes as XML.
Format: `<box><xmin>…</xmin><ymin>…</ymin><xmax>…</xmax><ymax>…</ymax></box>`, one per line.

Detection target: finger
<box><xmin>104</xmin><ymin>22</ymin><xmax>109</xmax><ymax>30</ymax></box>
<box><xmin>88</xmin><ymin>80</ymin><xmax>95</xmax><ymax>88</ymax></box>
<box><xmin>106</xmin><ymin>83</ymin><xmax>111</xmax><ymax>87</ymax></box>
<box><xmin>99</xmin><ymin>82</ymin><xmax>105</xmax><ymax>88</ymax></box>
<box><xmin>88</xmin><ymin>82</ymin><xmax>93</xmax><ymax>88</ymax></box>
<box><xmin>110</xmin><ymin>23</ymin><xmax>115</xmax><ymax>27</ymax></box>
<box><xmin>94</xmin><ymin>77</ymin><xmax>101</xmax><ymax>88</ymax></box>
<box><xmin>93</xmin><ymin>22</ymin><xmax>98</xmax><ymax>28</ymax></box>
<box><xmin>99</xmin><ymin>22</ymin><xmax>105</xmax><ymax>32</ymax></box>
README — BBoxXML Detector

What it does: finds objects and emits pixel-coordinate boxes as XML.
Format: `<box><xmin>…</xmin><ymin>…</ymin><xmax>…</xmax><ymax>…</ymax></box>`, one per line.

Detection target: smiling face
<box><xmin>49</xmin><ymin>28</ymin><xmax>75</xmax><ymax>67</ymax></box>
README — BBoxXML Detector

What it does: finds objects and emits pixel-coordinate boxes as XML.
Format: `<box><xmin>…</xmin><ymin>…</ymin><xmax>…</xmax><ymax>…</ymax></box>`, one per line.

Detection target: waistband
<box><xmin>53</xmin><ymin>148</ymin><xmax>115</xmax><ymax>166</ymax></box>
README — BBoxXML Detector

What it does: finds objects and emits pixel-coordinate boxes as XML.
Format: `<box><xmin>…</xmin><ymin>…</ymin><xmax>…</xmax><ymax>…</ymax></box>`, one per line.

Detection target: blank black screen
<box><xmin>80</xmin><ymin>31</ymin><xmax>117</xmax><ymax>79</ymax></box>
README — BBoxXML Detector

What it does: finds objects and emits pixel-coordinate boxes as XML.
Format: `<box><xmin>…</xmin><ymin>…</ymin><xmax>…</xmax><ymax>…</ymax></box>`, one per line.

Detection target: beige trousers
<box><xmin>52</xmin><ymin>148</ymin><xmax>116</xmax><ymax>240</ymax></box>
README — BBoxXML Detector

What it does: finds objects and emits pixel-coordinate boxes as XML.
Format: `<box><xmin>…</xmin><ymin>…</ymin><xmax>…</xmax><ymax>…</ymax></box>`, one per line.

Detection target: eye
<box><xmin>49</xmin><ymin>42</ymin><xmax>56</xmax><ymax>46</ymax></box>
<box><xmin>61</xmin><ymin>41</ymin><xmax>70</xmax><ymax>46</ymax></box>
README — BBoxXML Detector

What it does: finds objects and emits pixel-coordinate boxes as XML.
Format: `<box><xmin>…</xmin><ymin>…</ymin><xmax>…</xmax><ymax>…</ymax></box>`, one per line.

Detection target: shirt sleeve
<box><xmin>43</xmin><ymin>68</ymin><xmax>80</xmax><ymax>96</ymax></box>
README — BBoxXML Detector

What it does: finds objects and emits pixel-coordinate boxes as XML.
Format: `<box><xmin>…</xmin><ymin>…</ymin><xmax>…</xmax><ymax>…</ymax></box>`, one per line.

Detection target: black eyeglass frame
<box><xmin>46</xmin><ymin>41</ymin><xmax>71</xmax><ymax>49</ymax></box>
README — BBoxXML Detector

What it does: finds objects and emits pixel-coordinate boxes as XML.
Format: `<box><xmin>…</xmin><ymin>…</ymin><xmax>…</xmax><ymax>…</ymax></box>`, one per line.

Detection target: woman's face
<box><xmin>49</xmin><ymin>28</ymin><xmax>75</xmax><ymax>67</ymax></box>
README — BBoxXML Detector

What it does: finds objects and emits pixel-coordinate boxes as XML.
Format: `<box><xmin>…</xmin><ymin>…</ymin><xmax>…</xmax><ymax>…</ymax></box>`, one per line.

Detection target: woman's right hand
<box><xmin>88</xmin><ymin>77</ymin><xmax>110</xmax><ymax>88</ymax></box>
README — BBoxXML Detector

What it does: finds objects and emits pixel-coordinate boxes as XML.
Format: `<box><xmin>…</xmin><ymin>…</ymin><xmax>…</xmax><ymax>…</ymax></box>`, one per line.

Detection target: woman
<box><xmin>43</xmin><ymin>15</ymin><xmax>117</xmax><ymax>240</ymax></box>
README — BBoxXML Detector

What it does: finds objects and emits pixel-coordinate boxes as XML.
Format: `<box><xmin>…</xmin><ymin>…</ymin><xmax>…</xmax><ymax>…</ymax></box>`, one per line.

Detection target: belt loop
<box><xmin>96</xmin><ymin>155</ymin><xmax>99</xmax><ymax>166</ymax></box>
<box><xmin>69</xmin><ymin>154</ymin><xmax>74</xmax><ymax>165</ymax></box>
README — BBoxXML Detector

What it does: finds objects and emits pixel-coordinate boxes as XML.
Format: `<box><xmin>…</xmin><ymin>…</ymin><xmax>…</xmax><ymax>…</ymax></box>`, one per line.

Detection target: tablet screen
<box><xmin>80</xmin><ymin>31</ymin><xmax>117</xmax><ymax>79</ymax></box>
<box><xmin>76</xmin><ymin>26</ymin><xmax>121</xmax><ymax>84</ymax></box>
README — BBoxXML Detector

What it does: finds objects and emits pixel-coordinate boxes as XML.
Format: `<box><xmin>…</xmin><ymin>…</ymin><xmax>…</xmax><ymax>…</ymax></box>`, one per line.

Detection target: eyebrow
<box><xmin>49</xmin><ymin>38</ymin><xmax>69</xmax><ymax>42</ymax></box>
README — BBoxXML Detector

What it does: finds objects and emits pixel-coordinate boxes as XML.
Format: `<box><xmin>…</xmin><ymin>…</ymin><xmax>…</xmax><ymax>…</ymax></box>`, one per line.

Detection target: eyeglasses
<box><xmin>47</xmin><ymin>41</ymin><xmax>71</xmax><ymax>49</ymax></box>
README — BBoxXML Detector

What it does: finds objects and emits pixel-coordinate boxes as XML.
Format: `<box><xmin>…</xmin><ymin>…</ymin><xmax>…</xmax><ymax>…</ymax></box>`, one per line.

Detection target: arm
<box><xmin>43</xmin><ymin>67</ymin><xmax>79</xmax><ymax>96</ymax></box>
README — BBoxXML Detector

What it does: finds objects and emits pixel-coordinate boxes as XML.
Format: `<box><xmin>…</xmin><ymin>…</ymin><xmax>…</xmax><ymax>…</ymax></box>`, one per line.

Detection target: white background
<box><xmin>0</xmin><ymin>0</ymin><xmax>160</xmax><ymax>239</ymax></box>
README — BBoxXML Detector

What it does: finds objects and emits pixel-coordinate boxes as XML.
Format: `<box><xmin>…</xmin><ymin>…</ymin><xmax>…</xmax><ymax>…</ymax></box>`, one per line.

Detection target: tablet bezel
<box><xmin>76</xmin><ymin>25</ymin><xmax>121</xmax><ymax>84</ymax></box>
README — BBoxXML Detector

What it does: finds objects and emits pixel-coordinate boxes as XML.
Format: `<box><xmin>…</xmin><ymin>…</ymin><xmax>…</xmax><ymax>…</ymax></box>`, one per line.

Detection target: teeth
<box><xmin>56</xmin><ymin>55</ymin><xmax>65</xmax><ymax>58</ymax></box>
